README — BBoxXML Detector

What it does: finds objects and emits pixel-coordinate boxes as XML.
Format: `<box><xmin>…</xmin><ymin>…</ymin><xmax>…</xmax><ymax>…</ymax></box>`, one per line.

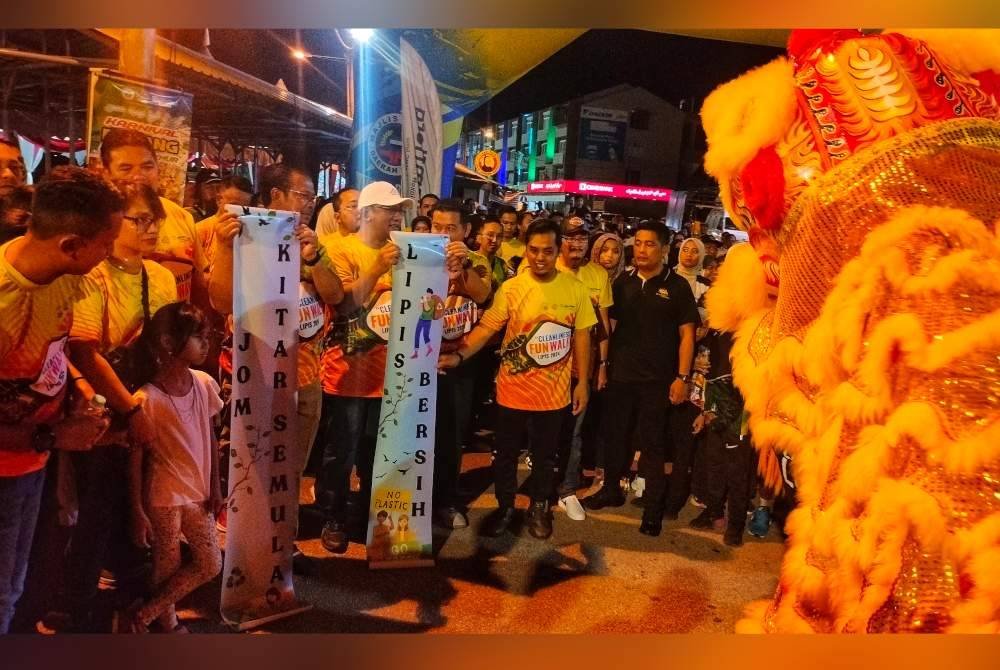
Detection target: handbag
<box><xmin>103</xmin><ymin>265</ymin><xmax>151</xmax><ymax>430</ymax></box>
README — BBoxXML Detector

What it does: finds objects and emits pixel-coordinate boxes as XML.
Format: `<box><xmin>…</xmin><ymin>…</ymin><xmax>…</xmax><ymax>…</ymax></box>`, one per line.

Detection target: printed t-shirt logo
<box><xmin>502</xmin><ymin>320</ymin><xmax>572</xmax><ymax>374</ymax></box>
<box><xmin>0</xmin><ymin>335</ymin><xmax>69</xmax><ymax>424</ymax></box>
<box><xmin>299</xmin><ymin>282</ymin><xmax>325</xmax><ymax>340</ymax></box>
<box><xmin>365</xmin><ymin>290</ymin><xmax>393</xmax><ymax>342</ymax></box>
<box><xmin>441</xmin><ymin>295</ymin><xmax>479</xmax><ymax>341</ymax></box>
<box><xmin>326</xmin><ymin>289</ymin><xmax>393</xmax><ymax>355</ymax></box>
<box><xmin>31</xmin><ymin>336</ymin><xmax>69</xmax><ymax>396</ymax></box>
<box><xmin>655</xmin><ymin>287</ymin><xmax>670</xmax><ymax>300</ymax></box>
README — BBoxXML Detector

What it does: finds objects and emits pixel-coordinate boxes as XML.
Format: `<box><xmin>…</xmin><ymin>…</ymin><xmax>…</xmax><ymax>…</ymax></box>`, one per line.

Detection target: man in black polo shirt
<box><xmin>582</xmin><ymin>221</ymin><xmax>698</xmax><ymax>536</ymax></box>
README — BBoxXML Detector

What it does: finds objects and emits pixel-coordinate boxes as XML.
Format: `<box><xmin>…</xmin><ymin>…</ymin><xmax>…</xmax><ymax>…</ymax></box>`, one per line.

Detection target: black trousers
<box><xmin>64</xmin><ymin>446</ymin><xmax>141</xmax><ymax>621</ymax></box>
<box><xmin>601</xmin><ymin>381</ymin><xmax>669</xmax><ymax>511</ymax></box>
<box><xmin>316</xmin><ymin>394</ymin><xmax>380</xmax><ymax>524</ymax></box>
<box><xmin>433</xmin><ymin>360</ymin><xmax>476</xmax><ymax>509</ymax></box>
<box><xmin>703</xmin><ymin>431</ymin><xmax>754</xmax><ymax>527</ymax></box>
<box><xmin>493</xmin><ymin>405</ymin><xmax>569</xmax><ymax>508</ymax></box>
<box><xmin>665</xmin><ymin>401</ymin><xmax>701</xmax><ymax>514</ymax></box>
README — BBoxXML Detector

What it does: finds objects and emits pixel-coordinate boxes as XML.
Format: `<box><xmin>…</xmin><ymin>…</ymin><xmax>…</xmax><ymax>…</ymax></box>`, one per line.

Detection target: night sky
<box><xmin>168</xmin><ymin>29</ymin><xmax>782</xmax><ymax>120</ymax></box>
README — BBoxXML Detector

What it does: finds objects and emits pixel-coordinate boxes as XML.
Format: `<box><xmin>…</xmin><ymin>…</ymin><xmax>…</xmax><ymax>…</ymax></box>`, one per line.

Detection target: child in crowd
<box><xmin>126</xmin><ymin>302</ymin><xmax>223</xmax><ymax>633</ymax></box>
<box><xmin>688</xmin><ymin>329</ymin><xmax>753</xmax><ymax>546</ymax></box>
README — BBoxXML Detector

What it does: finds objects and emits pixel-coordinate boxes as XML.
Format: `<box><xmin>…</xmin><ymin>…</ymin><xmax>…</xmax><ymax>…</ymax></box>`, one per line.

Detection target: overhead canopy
<box><xmin>0</xmin><ymin>29</ymin><xmax>352</xmax><ymax>163</ymax></box>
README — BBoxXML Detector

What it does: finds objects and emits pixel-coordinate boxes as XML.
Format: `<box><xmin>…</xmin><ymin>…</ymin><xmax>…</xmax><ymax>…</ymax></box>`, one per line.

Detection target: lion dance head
<box><xmin>702</xmin><ymin>29</ymin><xmax>1000</xmax><ymax>633</ymax></box>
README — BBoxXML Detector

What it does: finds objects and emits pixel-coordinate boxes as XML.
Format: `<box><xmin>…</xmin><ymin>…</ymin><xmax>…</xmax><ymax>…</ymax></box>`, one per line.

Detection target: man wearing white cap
<box><xmin>314</xmin><ymin>181</ymin><xmax>408</xmax><ymax>553</ymax></box>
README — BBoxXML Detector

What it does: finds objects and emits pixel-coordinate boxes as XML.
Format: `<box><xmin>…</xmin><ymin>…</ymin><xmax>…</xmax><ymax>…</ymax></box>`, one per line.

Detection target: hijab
<box><xmin>590</xmin><ymin>232</ymin><xmax>625</xmax><ymax>282</ymax></box>
<box><xmin>674</xmin><ymin>237</ymin><xmax>706</xmax><ymax>293</ymax></box>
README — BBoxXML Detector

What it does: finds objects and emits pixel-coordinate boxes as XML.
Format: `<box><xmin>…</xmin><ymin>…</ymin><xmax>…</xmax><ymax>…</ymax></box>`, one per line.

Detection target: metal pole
<box><xmin>346</xmin><ymin>50</ymin><xmax>354</xmax><ymax>120</ymax></box>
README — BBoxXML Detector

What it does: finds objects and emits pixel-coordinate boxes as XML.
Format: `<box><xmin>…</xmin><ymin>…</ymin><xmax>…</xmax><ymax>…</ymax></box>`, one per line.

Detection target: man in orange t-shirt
<box><xmin>0</xmin><ymin>167</ymin><xmax>117</xmax><ymax>633</ymax></box>
<box><xmin>315</xmin><ymin>182</ymin><xmax>409</xmax><ymax>554</ymax></box>
<box><xmin>439</xmin><ymin>218</ymin><xmax>595</xmax><ymax>541</ymax></box>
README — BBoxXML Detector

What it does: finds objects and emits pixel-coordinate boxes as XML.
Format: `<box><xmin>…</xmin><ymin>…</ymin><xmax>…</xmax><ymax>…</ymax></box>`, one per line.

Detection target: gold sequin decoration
<box><xmin>777</xmin><ymin>118</ymin><xmax>1000</xmax><ymax>341</ymax></box>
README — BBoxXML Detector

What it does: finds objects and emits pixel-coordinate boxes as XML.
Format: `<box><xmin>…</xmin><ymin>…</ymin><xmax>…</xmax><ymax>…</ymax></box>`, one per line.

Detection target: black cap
<box><xmin>194</xmin><ymin>168</ymin><xmax>221</xmax><ymax>187</ymax></box>
<box><xmin>561</xmin><ymin>215</ymin><xmax>591</xmax><ymax>237</ymax></box>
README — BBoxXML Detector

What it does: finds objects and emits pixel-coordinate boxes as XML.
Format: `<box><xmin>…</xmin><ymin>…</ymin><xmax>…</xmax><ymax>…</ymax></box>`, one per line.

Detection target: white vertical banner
<box><xmin>366</xmin><ymin>232</ymin><xmax>448</xmax><ymax>569</ymax></box>
<box><xmin>221</xmin><ymin>205</ymin><xmax>311</xmax><ymax>629</ymax></box>
<box><xmin>399</xmin><ymin>38</ymin><xmax>443</xmax><ymax>203</ymax></box>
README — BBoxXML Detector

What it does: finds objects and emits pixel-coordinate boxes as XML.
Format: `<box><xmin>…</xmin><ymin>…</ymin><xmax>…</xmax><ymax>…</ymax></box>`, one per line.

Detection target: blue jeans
<box><xmin>0</xmin><ymin>468</ymin><xmax>45</xmax><ymax>634</ymax></box>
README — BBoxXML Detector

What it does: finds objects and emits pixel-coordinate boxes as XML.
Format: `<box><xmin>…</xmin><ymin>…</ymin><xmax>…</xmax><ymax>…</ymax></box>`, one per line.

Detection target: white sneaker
<box><xmin>631</xmin><ymin>476</ymin><xmax>646</xmax><ymax>496</ymax></box>
<box><xmin>558</xmin><ymin>494</ymin><xmax>586</xmax><ymax>521</ymax></box>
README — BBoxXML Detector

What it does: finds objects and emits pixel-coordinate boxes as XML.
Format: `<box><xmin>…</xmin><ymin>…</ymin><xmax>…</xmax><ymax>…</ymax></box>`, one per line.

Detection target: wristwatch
<box><xmin>303</xmin><ymin>246</ymin><xmax>324</xmax><ymax>267</ymax></box>
<box><xmin>31</xmin><ymin>423</ymin><xmax>56</xmax><ymax>453</ymax></box>
<box><xmin>676</xmin><ymin>373</ymin><xmax>691</xmax><ymax>383</ymax></box>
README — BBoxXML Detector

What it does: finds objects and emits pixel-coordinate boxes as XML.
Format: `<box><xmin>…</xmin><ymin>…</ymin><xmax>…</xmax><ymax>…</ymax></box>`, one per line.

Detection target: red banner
<box><xmin>526</xmin><ymin>179</ymin><xmax>672</xmax><ymax>202</ymax></box>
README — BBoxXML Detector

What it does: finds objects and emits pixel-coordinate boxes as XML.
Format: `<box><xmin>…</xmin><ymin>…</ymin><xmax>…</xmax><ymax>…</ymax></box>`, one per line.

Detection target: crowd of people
<box><xmin>0</xmin><ymin>132</ymin><xmax>789</xmax><ymax>634</ymax></box>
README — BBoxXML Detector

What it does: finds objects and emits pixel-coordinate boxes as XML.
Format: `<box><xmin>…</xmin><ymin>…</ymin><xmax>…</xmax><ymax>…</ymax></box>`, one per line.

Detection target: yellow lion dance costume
<box><xmin>702</xmin><ymin>29</ymin><xmax>1000</xmax><ymax>633</ymax></box>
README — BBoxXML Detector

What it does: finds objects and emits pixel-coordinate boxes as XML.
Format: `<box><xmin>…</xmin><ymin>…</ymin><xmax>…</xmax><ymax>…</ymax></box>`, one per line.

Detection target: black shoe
<box><xmin>639</xmin><ymin>514</ymin><xmax>662</xmax><ymax>537</ymax></box>
<box><xmin>724</xmin><ymin>526</ymin><xmax>745</xmax><ymax>547</ymax></box>
<box><xmin>481</xmin><ymin>506</ymin><xmax>517</xmax><ymax>538</ymax></box>
<box><xmin>688</xmin><ymin>509</ymin><xmax>720</xmax><ymax>530</ymax></box>
<box><xmin>582</xmin><ymin>486</ymin><xmax>626</xmax><ymax>510</ymax></box>
<box><xmin>320</xmin><ymin>521</ymin><xmax>348</xmax><ymax>554</ymax></box>
<box><xmin>525</xmin><ymin>501</ymin><xmax>553</xmax><ymax>540</ymax></box>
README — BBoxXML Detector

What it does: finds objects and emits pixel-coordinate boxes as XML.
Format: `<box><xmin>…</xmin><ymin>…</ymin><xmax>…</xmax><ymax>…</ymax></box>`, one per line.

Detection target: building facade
<box><xmin>458</xmin><ymin>84</ymin><xmax>687</xmax><ymax>196</ymax></box>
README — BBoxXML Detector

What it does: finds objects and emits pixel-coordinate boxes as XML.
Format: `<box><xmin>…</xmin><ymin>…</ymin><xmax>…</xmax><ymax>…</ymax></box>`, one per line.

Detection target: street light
<box><xmin>348</xmin><ymin>29</ymin><xmax>375</xmax><ymax>44</ymax></box>
<box><xmin>290</xmin><ymin>47</ymin><xmax>354</xmax><ymax>118</ymax></box>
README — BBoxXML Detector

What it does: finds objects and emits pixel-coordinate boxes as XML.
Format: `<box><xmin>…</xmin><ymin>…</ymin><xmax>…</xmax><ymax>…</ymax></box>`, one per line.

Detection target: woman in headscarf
<box><xmin>675</xmin><ymin>237</ymin><xmax>710</xmax><ymax>322</ymax></box>
<box><xmin>590</xmin><ymin>232</ymin><xmax>624</xmax><ymax>283</ymax></box>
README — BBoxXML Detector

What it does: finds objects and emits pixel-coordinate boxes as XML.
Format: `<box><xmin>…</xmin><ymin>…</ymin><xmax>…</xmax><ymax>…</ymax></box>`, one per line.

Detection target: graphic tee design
<box><xmin>480</xmin><ymin>270</ymin><xmax>596</xmax><ymax>411</ymax></box>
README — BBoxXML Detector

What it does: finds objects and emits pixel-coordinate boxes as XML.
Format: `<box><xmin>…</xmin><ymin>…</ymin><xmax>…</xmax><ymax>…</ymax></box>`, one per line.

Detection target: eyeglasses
<box><xmin>287</xmin><ymin>188</ymin><xmax>316</xmax><ymax>201</ymax></box>
<box><xmin>374</xmin><ymin>205</ymin><xmax>405</xmax><ymax>213</ymax></box>
<box><xmin>123</xmin><ymin>214</ymin><xmax>159</xmax><ymax>230</ymax></box>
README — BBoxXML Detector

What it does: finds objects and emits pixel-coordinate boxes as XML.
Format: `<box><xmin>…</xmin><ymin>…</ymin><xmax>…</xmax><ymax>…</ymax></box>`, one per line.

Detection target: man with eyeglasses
<box><xmin>207</xmin><ymin>163</ymin><xmax>343</xmax><ymax>573</ymax></box>
<box><xmin>477</xmin><ymin>216</ymin><xmax>511</xmax><ymax>291</ymax></box>
<box><xmin>429</xmin><ymin>199</ymin><xmax>492</xmax><ymax>529</ymax></box>
<box><xmin>519</xmin><ymin>216</ymin><xmax>612</xmax><ymax>522</ymax></box>
<box><xmin>99</xmin><ymin>129</ymin><xmax>208</xmax><ymax>308</ymax></box>
<box><xmin>316</xmin><ymin>182</ymin><xmax>408</xmax><ymax>553</ymax></box>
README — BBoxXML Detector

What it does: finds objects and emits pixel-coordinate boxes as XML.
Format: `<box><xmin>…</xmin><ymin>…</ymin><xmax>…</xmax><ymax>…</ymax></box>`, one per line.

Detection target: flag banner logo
<box><xmin>86</xmin><ymin>71</ymin><xmax>193</xmax><ymax>204</ymax></box>
<box><xmin>221</xmin><ymin>205</ymin><xmax>311</xmax><ymax>629</ymax></box>
<box><xmin>366</xmin><ymin>232</ymin><xmax>448</xmax><ymax>569</ymax></box>
<box><xmin>400</xmin><ymin>38</ymin><xmax>443</xmax><ymax>203</ymax></box>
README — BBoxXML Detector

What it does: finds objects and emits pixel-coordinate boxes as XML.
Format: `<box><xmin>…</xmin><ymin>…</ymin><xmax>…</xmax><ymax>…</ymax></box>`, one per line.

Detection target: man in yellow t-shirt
<box><xmin>497</xmin><ymin>205</ymin><xmax>526</xmax><ymax>263</ymax></box>
<box><xmin>99</xmin><ymin>128</ymin><xmax>208</xmax><ymax>307</ymax></box>
<box><xmin>439</xmin><ymin>218</ymin><xmax>595</xmax><ymax>541</ymax></box>
<box><xmin>194</xmin><ymin>175</ymin><xmax>253</xmax><ymax>275</ymax></box>
<box><xmin>206</xmin><ymin>165</ymin><xmax>342</xmax><ymax>574</ymax></box>
<box><xmin>428</xmin><ymin>200</ymin><xmax>492</xmax><ymax>530</ymax></box>
<box><xmin>0</xmin><ymin>167</ymin><xmax>119</xmax><ymax>633</ymax></box>
<box><xmin>316</xmin><ymin>181</ymin><xmax>408</xmax><ymax>554</ymax></box>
